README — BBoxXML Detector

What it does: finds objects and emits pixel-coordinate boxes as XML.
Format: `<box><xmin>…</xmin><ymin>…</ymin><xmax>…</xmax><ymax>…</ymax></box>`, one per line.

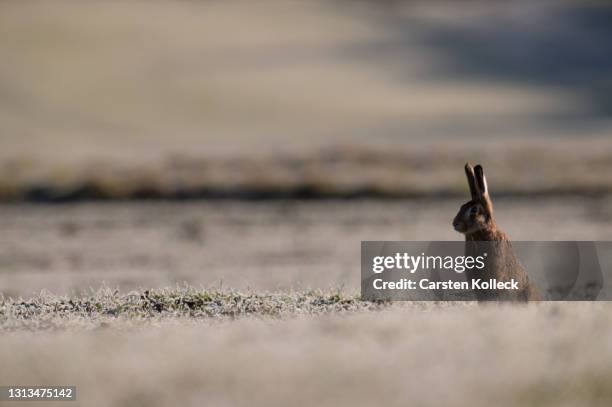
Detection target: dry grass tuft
<box><xmin>0</xmin><ymin>287</ymin><xmax>389</xmax><ymax>332</ymax></box>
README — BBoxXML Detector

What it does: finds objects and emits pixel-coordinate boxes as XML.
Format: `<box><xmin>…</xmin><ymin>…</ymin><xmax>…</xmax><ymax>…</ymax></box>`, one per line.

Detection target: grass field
<box><xmin>2</xmin><ymin>198</ymin><xmax>611</xmax><ymax>298</ymax></box>
<box><xmin>1</xmin><ymin>199</ymin><xmax>612</xmax><ymax>406</ymax></box>
<box><xmin>2</xmin><ymin>296</ymin><xmax>612</xmax><ymax>407</ymax></box>
<box><xmin>1</xmin><ymin>1</ymin><xmax>611</xmax><ymax>405</ymax></box>
<box><xmin>1</xmin><ymin>0</ymin><xmax>611</xmax><ymax>201</ymax></box>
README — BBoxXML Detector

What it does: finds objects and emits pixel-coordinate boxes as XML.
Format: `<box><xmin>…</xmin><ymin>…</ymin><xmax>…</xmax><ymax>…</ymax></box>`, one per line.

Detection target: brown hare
<box><xmin>453</xmin><ymin>163</ymin><xmax>540</xmax><ymax>301</ymax></box>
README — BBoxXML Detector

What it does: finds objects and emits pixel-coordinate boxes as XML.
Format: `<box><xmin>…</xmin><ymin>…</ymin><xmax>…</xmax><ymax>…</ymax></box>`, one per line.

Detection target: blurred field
<box><xmin>1</xmin><ymin>0</ymin><xmax>611</xmax><ymax>200</ymax></box>
<box><xmin>2</xmin><ymin>1</ymin><xmax>612</xmax><ymax>406</ymax></box>
<box><xmin>2</xmin><ymin>301</ymin><xmax>612</xmax><ymax>407</ymax></box>
<box><xmin>2</xmin><ymin>198</ymin><xmax>611</xmax><ymax>406</ymax></box>
<box><xmin>4</xmin><ymin>142</ymin><xmax>612</xmax><ymax>201</ymax></box>
<box><xmin>2</xmin><ymin>197</ymin><xmax>612</xmax><ymax>298</ymax></box>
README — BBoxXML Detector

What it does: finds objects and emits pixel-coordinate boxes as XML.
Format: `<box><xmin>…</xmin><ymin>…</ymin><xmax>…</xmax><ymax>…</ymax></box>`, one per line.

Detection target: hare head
<box><xmin>453</xmin><ymin>163</ymin><xmax>494</xmax><ymax>235</ymax></box>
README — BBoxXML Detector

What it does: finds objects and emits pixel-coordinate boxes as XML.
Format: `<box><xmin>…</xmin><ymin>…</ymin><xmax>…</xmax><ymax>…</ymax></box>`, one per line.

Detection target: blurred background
<box><xmin>1</xmin><ymin>0</ymin><xmax>612</xmax><ymax>296</ymax></box>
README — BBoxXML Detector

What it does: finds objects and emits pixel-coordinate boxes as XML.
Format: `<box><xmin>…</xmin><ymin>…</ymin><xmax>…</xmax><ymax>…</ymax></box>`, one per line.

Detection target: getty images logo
<box><xmin>372</xmin><ymin>252</ymin><xmax>487</xmax><ymax>274</ymax></box>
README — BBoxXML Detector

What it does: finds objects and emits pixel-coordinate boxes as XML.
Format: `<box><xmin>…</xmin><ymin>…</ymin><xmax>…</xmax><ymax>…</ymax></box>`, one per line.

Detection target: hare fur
<box><xmin>453</xmin><ymin>163</ymin><xmax>540</xmax><ymax>301</ymax></box>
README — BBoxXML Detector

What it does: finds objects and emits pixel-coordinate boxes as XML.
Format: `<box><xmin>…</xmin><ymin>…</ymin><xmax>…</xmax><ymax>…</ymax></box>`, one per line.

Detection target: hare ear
<box><xmin>474</xmin><ymin>165</ymin><xmax>487</xmax><ymax>196</ymax></box>
<box><xmin>464</xmin><ymin>163</ymin><xmax>478</xmax><ymax>200</ymax></box>
<box><xmin>474</xmin><ymin>164</ymin><xmax>493</xmax><ymax>213</ymax></box>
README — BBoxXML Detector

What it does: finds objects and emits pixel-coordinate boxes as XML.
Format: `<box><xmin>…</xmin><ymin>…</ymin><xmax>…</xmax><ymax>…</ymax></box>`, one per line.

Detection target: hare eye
<box><xmin>470</xmin><ymin>207</ymin><xmax>478</xmax><ymax>215</ymax></box>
